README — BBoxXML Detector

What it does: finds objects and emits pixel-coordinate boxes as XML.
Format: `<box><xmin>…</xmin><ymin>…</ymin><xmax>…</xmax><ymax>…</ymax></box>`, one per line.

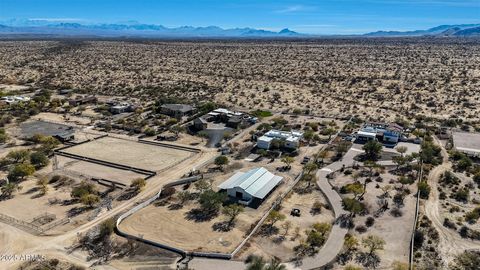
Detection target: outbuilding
<box><xmin>218</xmin><ymin>167</ymin><xmax>283</xmax><ymax>207</ymax></box>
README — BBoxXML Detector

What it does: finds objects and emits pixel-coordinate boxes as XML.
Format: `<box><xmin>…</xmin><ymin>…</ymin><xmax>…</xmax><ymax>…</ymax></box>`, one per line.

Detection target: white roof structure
<box><xmin>263</xmin><ymin>129</ymin><xmax>303</xmax><ymax>142</ymax></box>
<box><xmin>218</xmin><ymin>167</ymin><xmax>283</xmax><ymax>199</ymax></box>
<box><xmin>452</xmin><ymin>131</ymin><xmax>480</xmax><ymax>157</ymax></box>
<box><xmin>258</xmin><ymin>136</ymin><xmax>274</xmax><ymax>142</ymax></box>
<box><xmin>213</xmin><ymin>108</ymin><xmax>243</xmax><ymax>116</ymax></box>
<box><xmin>357</xmin><ymin>130</ymin><xmax>377</xmax><ymax>138</ymax></box>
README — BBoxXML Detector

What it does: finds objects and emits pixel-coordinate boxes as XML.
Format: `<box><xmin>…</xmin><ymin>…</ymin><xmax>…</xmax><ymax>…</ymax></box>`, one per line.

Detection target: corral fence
<box><xmin>0</xmin><ymin>213</ymin><xmax>70</xmax><ymax>236</ymax></box>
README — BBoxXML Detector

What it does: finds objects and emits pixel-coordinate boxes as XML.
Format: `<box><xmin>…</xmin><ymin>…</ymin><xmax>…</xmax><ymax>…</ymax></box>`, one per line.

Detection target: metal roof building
<box><xmin>218</xmin><ymin>167</ymin><xmax>283</xmax><ymax>206</ymax></box>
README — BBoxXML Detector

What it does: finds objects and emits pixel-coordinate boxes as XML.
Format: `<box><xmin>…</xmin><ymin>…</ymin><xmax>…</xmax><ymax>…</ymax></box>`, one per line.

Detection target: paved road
<box><xmin>300</xmin><ymin>149</ymin><xmax>357</xmax><ymax>269</ymax></box>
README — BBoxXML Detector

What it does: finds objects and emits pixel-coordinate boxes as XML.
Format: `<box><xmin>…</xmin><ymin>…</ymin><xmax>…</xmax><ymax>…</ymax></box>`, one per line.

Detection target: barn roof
<box><xmin>218</xmin><ymin>167</ymin><xmax>283</xmax><ymax>199</ymax></box>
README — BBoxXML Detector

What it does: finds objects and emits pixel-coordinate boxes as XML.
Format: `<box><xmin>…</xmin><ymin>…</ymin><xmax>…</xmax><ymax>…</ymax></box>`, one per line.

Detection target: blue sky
<box><xmin>0</xmin><ymin>0</ymin><xmax>479</xmax><ymax>34</ymax></box>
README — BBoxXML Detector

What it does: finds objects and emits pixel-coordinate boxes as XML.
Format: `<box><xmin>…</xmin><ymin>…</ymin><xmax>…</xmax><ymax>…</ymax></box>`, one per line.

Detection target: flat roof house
<box><xmin>355</xmin><ymin>122</ymin><xmax>403</xmax><ymax>144</ymax></box>
<box><xmin>68</xmin><ymin>95</ymin><xmax>97</xmax><ymax>107</ymax></box>
<box><xmin>160</xmin><ymin>104</ymin><xmax>195</xmax><ymax>118</ymax></box>
<box><xmin>218</xmin><ymin>167</ymin><xmax>283</xmax><ymax>207</ymax></box>
<box><xmin>110</xmin><ymin>102</ymin><xmax>134</xmax><ymax>114</ymax></box>
<box><xmin>257</xmin><ymin>129</ymin><xmax>303</xmax><ymax>150</ymax></box>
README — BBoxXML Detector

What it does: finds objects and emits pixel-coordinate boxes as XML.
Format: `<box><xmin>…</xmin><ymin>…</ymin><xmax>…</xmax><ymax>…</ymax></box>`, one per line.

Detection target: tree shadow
<box><xmin>168</xmin><ymin>203</ymin><xmax>183</xmax><ymax>210</ymax></box>
<box><xmin>185</xmin><ymin>208</ymin><xmax>217</xmax><ymax>222</ymax></box>
<box><xmin>67</xmin><ymin>206</ymin><xmax>89</xmax><ymax>218</ymax></box>
<box><xmin>355</xmin><ymin>252</ymin><xmax>381</xmax><ymax>269</ymax></box>
<box><xmin>337</xmin><ymin>251</ymin><xmax>355</xmax><ymax>265</ymax></box>
<box><xmin>30</xmin><ymin>192</ymin><xmax>46</xmax><ymax>199</ymax></box>
<box><xmin>257</xmin><ymin>224</ymin><xmax>279</xmax><ymax>237</ymax></box>
<box><xmin>272</xmin><ymin>235</ymin><xmax>286</xmax><ymax>244</ymax></box>
<box><xmin>212</xmin><ymin>221</ymin><xmax>232</xmax><ymax>232</ymax></box>
<box><xmin>116</xmin><ymin>190</ymin><xmax>138</xmax><ymax>201</ymax></box>
<box><xmin>336</xmin><ymin>214</ymin><xmax>355</xmax><ymax>229</ymax></box>
<box><xmin>23</xmin><ymin>186</ymin><xmax>40</xmax><ymax>195</ymax></box>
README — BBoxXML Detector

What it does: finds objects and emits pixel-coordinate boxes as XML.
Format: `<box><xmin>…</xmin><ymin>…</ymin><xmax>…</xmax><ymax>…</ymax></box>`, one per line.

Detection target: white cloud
<box><xmin>28</xmin><ymin>18</ymin><xmax>85</xmax><ymax>22</ymax></box>
<box><xmin>274</xmin><ymin>5</ymin><xmax>315</xmax><ymax>14</ymax></box>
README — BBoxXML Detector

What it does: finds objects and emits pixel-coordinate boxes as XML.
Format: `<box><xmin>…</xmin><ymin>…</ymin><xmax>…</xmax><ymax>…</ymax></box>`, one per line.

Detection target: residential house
<box><xmin>160</xmin><ymin>104</ymin><xmax>195</xmax><ymax>118</ymax></box>
<box><xmin>257</xmin><ymin>129</ymin><xmax>303</xmax><ymax>150</ymax></box>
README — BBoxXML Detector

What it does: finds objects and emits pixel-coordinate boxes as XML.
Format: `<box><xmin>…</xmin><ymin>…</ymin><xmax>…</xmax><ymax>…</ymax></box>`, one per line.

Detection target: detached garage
<box><xmin>218</xmin><ymin>167</ymin><xmax>283</xmax><ymax>207</ymax></box>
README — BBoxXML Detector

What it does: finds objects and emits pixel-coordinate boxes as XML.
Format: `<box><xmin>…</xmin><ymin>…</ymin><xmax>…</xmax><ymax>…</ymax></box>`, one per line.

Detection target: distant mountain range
<box><xmin>0</xmin><ymin>20</ymin><xmax>479</xmax><ymax>38</ymax></box>
<box><xmin>364</xmin><ymin>24</ymin><xmax>480</xmax><ymax>37</ymax></box>
<box><xmin>0</xmin><ymin>21</ymin><xmax>302</xmax><ymax>38</ymax></box>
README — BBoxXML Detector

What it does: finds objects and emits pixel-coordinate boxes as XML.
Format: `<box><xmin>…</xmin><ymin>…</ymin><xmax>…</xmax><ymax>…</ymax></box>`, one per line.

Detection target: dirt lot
<box><xmin>120</xmin><ymin>157</ymin><xmax>299</xmax><ymax>254</ymax></box>
<box><xmin>242</xmin><ymin>188</ymin><xmax>335</xmax><ymax>261</ymax></box>
<box><xmin>0</xmin><ymin>170</ymin><xmax>122</xmax><ymax>235</ymax></box>
<box><xmin>61</xmin><ymin>136</ymin><xmax>195</xmax><ymax>171</ymax></box>
<box><xmin>332</xmin><ymin>169</ymin><xmax>416</xmax><ymax>268</ymax></box>
<box><xmin>55</xmin><ymin>155</ymin><xmax>146</xmax><ymax>187</ymax></box>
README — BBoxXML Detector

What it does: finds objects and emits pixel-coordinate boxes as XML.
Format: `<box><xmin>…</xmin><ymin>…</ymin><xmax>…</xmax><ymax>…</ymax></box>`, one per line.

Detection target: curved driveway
<box><xmin>190</xmin><ymin>147</ymin><xmax>359</xmax><ymax>270</ymax></box>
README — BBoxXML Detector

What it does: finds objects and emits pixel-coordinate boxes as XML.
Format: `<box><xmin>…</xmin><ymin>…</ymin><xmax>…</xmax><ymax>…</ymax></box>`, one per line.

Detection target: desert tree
<box><xmin>199</xmin><ymin>190</ymin><xmax>226</xmax><ymax>214</ymax></box>
<box><xmin>36</xmin><ymin>176</ymin><xmax>49</xmax><ymax>195</ymax></box>
<box><xmin>222</xmin><ymin>204</ymin><xmax>244</xmax><ymax>227</ymax></box>
<box><xmin>7</xmin><ymin>163</ymin><xmax>35</xmax><ymax>183</ymax></box>
<box><xmin>130</xmin><ymin>178</ymin><xmax>146</xmax><ymax>192</ymax></box>
<box><xmin>362</xmin><ymin>235</ymin><xmax>385</xmax><ymax>256</ymax></box>
<box><xmin>214</xmin><ymin>155</ymin><xmax>229</xmax><ymax>170</ymax></box>
<box><xmin>363</xmin><ymin>140</ymin><xmax>383</xmax><ymax>161</ymax></box>
<box><xmin>266</xmin><ymin>210</ymin><xmax>286</xmax><ymax>228</ymax></box>
<box><xmin>0</xmin><ymin>182</ymin><xmax>22</xmax><ymax>199</ymax></box>
<box><xmin>281</xmin><ymin>156</ymin><xmax>294</xmax><ymax>169</ymax></box>
<box><xmin>395</xmin><ymin>146</ymin><xmax>407</xmax><ymax>157</ymax></box>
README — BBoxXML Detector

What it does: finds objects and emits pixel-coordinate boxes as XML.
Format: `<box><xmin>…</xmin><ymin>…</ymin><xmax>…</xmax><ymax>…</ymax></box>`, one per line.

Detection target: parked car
<box><xmin>301</xmin><ymin>156</ymin><xmax>310</xmax><ymax>165</ymax></box>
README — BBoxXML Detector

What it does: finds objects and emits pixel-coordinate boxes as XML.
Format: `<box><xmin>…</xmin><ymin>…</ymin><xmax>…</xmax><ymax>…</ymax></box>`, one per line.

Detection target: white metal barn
<box><xmin>218</xmin><ymin>167</ymin><xmax>283</xmax><ymax>206</ymax></box>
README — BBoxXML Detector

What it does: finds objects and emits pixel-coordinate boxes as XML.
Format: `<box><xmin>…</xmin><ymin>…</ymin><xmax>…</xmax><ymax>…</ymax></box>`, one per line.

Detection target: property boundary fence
<box><xmin>116</xmin><ymin>116</ymin><xmax>352</xmax><ymax>261</ymax></box>
<box><xmin>409</xmin><ymin>159</ymin><xmax>424</xmax><ymax>270</ymax></box>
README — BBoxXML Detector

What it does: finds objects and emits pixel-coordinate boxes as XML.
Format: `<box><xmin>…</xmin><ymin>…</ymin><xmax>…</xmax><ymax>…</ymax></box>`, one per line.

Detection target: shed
<box><xmin>193</xmin><ymin>117</ymin><xmax>208</xmax><ymax>130</ymax></box>
<box><xmin>218</xmin><ymin>167</ymin><xmax>283</xmax><ymax>206</ymax></box>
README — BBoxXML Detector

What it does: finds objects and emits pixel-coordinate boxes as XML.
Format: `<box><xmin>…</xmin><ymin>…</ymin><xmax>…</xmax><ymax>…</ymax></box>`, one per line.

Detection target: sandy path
<box><xmin>424</xmin><ymin>136</ymin><xmax>480</xmax><ymax>265</ymax></box>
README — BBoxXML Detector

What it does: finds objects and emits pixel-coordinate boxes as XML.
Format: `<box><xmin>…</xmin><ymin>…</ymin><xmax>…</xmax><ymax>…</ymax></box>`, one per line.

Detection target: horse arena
<box><xmin>54</xmin><ymin>136</ymin><xmax>198</xmax><ymax>186</ymax></box>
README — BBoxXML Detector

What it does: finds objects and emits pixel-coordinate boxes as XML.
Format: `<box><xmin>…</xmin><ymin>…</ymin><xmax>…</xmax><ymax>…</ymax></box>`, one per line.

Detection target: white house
<box><xmin>356</xmin><ymin>129</ymin><xmax>377</xmax><ymax>142</ymax></box>
<box><xmin>217</xmin><ymin>167</ymin><xmax>283</xmax><ymax>206</ymax></box>
<box><xmin>257</xmin><ymin>129</ymin><xmax>303</xmax><ymax>150</ymax></box>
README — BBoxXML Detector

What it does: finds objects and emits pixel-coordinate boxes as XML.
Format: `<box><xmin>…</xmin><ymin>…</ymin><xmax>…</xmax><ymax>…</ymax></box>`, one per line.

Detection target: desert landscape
<box><xmin>0</xmin><ymin>38</ymin><xmax>479</xmax><ymax>122</ymax></box>
<box><xmin>0</xmin><ymin>36</ymin><xmax>478</xmax><ymax>270</ymax></box>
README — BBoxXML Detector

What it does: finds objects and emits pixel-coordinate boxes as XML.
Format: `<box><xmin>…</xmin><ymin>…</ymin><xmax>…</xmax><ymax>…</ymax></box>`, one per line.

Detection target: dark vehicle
<box><xmin>291</xmin><ymin>208</ymin><xmax>301</xmax><ymax>217</ymax></box>
<box><xmin>301</xmin><ymin>156</ymin><xmax>310</xmax><ymax>165</ymax></box>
